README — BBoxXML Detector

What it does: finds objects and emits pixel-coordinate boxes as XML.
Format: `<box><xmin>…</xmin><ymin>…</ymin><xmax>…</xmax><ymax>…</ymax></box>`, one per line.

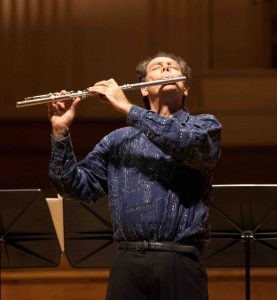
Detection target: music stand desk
<box><xmin>205</xmin><ymin>184</ymin><xmax>277</xmax><ymax>300</ymax></box>
<box><xmin>0</xmin><ymin>189</ymin><xmax>61</xmax><ymax>300</ymax></box>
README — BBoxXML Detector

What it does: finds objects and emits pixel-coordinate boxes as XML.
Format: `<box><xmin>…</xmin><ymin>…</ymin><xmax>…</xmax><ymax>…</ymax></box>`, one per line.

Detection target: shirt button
<box><xmin>55</xmin><ymin>169</ymin><xmax>61</xmax><ymax>175</ymax></box>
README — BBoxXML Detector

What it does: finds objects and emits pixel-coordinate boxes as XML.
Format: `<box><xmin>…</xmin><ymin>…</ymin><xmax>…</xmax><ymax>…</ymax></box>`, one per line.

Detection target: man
<box><xmin>48</xmin><ymin>52</ymin><xmax>221</xmax><ymax>300</ymax></box>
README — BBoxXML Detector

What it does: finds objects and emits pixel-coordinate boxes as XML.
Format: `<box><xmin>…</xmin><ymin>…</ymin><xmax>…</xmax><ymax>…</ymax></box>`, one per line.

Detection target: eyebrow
<box><xmin>149</xmin><ymin>61</ymin><xmax>180</xmax><ymax>68</ymax></box>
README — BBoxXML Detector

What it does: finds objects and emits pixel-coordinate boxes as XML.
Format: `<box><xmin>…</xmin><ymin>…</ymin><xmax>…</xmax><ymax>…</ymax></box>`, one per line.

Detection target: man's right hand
<box><xmin>48</xmin><ymin>91</ymin><xmax>81</xmax><ymax>140</ymax></box>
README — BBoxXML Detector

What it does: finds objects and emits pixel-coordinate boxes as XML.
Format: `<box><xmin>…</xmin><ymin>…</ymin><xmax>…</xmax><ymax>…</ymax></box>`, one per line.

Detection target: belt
<box><xmin>118</xmin><ymin>241</ymin><xmax>200</xmax><ymax>257</ymax></box>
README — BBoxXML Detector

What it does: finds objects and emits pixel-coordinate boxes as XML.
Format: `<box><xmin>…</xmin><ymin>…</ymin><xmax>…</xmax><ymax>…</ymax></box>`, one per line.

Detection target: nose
<box><xmin>162</xmin><ymin>63</ymin><xmax>170</xmax><ymax>73</ymax></box>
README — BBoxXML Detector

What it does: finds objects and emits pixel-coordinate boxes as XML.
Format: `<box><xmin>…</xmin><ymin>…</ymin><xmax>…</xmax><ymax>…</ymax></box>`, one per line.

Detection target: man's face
<box><xmin>146</xmin><ymin>56</ymin><xmax>183</xmax><ymax>81</ymax></box>
<box><xmin>142</xmin><ymin>56</ymin><xmax>188</xmax><ymax>98</ymax></box>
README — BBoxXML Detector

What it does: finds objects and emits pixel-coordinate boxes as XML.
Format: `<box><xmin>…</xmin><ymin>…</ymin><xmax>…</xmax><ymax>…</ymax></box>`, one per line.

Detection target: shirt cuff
<box><xmin>126</xmin><ymin>105</ymin><xmax>147</xmax><ymax>127</ymax></box>
<box><xmin>51</xmin><ymin>134</ymin><xmax>73</xmax><ymax>157</ymax></box>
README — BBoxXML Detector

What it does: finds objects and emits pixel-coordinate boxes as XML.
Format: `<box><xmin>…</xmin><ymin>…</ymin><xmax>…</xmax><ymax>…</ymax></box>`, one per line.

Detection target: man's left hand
<box><xmin>88</xmin><ymin>79</ymin><xmax>132</xmax><ymax>115</ymax></box>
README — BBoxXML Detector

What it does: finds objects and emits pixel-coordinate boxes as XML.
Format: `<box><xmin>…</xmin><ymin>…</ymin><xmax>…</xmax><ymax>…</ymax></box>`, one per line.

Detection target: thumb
<box><xmin>71</xmin><ymin>97</ymin><xmax>81</xmax><ymax>111</ymax></box>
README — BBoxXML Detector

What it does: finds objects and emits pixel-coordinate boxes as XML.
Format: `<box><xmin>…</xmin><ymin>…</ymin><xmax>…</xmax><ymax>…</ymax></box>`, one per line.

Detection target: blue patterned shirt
<box><xmin>49</xmin><ymin>105</ymin><xmax>221</xmax><ymax>245</ymax></box>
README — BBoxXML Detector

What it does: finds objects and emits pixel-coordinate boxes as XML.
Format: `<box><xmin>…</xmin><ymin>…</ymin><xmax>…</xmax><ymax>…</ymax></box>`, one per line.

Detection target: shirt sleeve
<box><xmin>49</xmin><ymin>134</ymin><xmax>108</xmax><ymax>203</ymax></box>
<box><xmin>127</xmin><ymin>105</ymin><xmax>222</xmax><ymax>169</ymax></box>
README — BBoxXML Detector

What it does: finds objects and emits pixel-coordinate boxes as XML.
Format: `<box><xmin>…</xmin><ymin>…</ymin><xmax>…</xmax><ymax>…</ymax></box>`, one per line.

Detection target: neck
<box><xmin>149</xmin><ymin>94</ymin><xmax>183</xmax><ymax>117</ymax></box>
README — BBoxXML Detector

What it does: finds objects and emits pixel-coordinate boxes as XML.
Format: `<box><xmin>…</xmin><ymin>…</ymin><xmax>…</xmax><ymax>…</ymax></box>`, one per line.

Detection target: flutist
<box><xmin>48</xmin><ymin>52</ymin><xmax>222</xmax><ymax>300</ymax></box>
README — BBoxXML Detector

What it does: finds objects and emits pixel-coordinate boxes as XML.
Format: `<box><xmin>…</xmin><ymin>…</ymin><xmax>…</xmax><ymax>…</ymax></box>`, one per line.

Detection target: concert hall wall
<box><xmin>0</xmin><ymin>1</ymin><xmax>277</xmax><ymax>299</ymax></box>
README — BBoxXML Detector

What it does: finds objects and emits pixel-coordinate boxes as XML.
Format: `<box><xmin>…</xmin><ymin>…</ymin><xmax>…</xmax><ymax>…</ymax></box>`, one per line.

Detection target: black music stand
<box><xmin>0</xmin><ymin>189</ymin><xmax>61</xmax><ymax>299</ymax></box>
<box><xmin>204</xmin><ymin>184</ymin><xmax>277</xmax><ymax>300</ymax></box>
<box><xmin>63</xmin><ymin>197</ymin><xmax>116</xmax><ymax>268</ymax></box>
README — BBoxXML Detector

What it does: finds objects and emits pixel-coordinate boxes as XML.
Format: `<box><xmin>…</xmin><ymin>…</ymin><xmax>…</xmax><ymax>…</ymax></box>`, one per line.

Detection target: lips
<box><xmin>161</xmin><ymin>77</ymin><xmax>174</xmax><ymax>80</ymax></box>
<box><xmin>161</xmin><ymin>78</ymin><xmax>176</xmax><ymax>86</ymax></box>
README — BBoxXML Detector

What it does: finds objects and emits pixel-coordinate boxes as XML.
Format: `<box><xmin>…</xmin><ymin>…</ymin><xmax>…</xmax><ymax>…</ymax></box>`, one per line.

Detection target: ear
<box><xmin>183</xmin><ymin>87</ymin><xmax>189</xmax><ymax>97</ymax></box>
<box><xmin>141</xmin><ymin>86</ymin><xmax>149</xmax><ymax>97</ymax></box>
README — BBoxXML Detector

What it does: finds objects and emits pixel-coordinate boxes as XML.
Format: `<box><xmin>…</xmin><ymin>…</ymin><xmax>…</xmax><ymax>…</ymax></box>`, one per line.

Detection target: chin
<box><xmin>162</xmin><ymin>84</ymin><xmax>177</xmax><ymax>90</ymax></box>
<box><xmin>162</xmin><ymin>86</ymin><xmax>179</xmax><ymax>94</ymax></box>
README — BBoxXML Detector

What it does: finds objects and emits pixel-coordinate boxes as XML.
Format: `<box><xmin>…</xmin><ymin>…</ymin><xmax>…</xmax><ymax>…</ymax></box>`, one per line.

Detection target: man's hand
<box><xmin>48</xmin><ymin>91</ymin><xmax>81</xmax><ymax>140</ymax></box>
<box><xmin>88</xmin><ymin>79</ymin><xmax>132</xmax><ymax>115</ymax></box>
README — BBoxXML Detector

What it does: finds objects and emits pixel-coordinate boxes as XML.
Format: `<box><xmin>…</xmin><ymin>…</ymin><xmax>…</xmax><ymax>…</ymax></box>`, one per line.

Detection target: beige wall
<box><xmin>211</xmin><ymin>0</ymin><xmax>271</xmax><ymax>69</ymax></box>
<box><xmin>0</xmin><ymin>0</ymin><xmax>276</xmax><ymax>146</ymax></box>
<box><xmin>197</xmin><ymin>70</ymin><xmax>277</xmax><ymax>146</ymax></box>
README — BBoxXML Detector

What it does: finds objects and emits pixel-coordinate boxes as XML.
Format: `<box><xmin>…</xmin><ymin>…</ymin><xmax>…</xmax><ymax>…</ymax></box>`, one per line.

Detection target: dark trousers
<box><xmin>106</xmin><ymin>248</ymin><xmax>208</xmax><ymax>300</ymax></box>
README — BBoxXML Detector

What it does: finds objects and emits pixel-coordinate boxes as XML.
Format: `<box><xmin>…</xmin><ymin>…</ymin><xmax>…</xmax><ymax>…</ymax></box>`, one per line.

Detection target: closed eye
<box><xmin>170</xmin><ymin>65</ymin><xmax>180</xmax><ymax>70</ymax></box>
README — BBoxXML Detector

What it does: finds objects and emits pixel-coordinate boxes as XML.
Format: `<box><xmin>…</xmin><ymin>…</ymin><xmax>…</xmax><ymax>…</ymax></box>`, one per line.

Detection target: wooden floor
<box><xmin>2</xmin><ymin>266</ymin><xmax>277</xmax><ymax>300</ymax></box>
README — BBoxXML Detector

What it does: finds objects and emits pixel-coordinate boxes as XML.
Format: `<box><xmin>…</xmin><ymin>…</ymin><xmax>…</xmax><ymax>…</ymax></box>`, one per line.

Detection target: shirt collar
<box><xmin>173</xmin><ymin>107</ymin><xmax>189</xmax><ymax>121</ymax></box>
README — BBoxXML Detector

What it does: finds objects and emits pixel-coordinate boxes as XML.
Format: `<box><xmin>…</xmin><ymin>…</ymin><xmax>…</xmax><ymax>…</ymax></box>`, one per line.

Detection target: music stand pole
<box><xmin>242</xmin><ymin>232</ymin><xmax>253</xmax><ymax>300</ymax></box>
<box><xmin>0</xmin><ymin>239</ymin><xmax>2</xmax><ymax>300</ymax></box>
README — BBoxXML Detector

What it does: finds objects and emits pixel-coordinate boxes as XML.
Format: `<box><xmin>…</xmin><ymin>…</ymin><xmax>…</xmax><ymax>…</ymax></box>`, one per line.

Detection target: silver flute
<box><xmin>16</xmin><ymin>76</ymin><xmax>186</xmax><ymax>108</ymax></box>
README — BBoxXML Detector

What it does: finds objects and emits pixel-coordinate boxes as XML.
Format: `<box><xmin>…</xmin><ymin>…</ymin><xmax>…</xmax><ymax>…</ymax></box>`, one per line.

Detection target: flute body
<box><xmin>16</xmin><ymin>76</ymin><xmax>186</xmax><ymax>108</ymax></box>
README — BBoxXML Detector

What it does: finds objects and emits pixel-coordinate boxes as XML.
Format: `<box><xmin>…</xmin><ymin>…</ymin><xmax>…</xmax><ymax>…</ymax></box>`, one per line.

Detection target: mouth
<box><xmin>162</xmin><ymin>80</ymin><xmax>177</xmax><ymax>87</ymax></box>
<box><xmin>161</xmin><ymin>76</ymin><xmax>174</xmax><ymax>80</ymax></box>
<box><xmin>162</xmin><ymin>83</ymin><xmax>176</xmax><ymax>87</ymax></box>
<box><xmin>160</xmin><ymin>77</ymin><xmax>177</xmax><ymax>86</ymax></box>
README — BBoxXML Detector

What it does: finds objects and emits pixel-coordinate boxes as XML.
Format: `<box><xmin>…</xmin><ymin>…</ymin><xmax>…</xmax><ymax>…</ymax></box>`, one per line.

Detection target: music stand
<box><xmin>0</xmin><ymin>189</ymin><xmax>61</xmax><ymax>299</ymax></box>
<box><xmin>63</xmin><ymin>197</ymin><xmax>116</xmax><ymax>268</ymax></box>
<box><xmin>204</xmin><ymin>184</ymin><xmax>277</xmax><ymax>300</ymax></box>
